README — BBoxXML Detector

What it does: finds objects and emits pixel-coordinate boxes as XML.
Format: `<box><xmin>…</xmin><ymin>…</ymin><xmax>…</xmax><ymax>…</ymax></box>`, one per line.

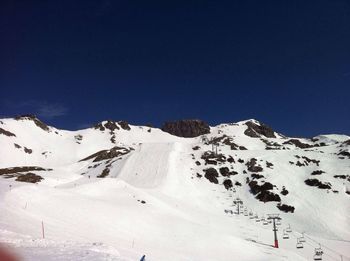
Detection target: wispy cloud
<box><xmin>36</xmin><ymin>102</ymin><xmax>68</xmax><ymax>118</ymax></box>
<box><xmin>2</xmin><ymin>100</ymin><xmax>68</xmax><ymax>119</ymax></box>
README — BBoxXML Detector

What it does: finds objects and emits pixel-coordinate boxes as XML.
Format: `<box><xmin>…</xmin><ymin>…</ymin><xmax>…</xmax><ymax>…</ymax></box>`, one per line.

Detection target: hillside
<box><xmin>0</xmin><ymin>116</ymin><xmax>349</xmax><ymax>261</ymax></box>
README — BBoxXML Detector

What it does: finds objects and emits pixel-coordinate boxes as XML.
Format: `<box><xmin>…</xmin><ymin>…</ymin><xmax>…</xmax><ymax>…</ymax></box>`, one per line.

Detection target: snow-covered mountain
<box><xmin>0</xmin><ymin>115</ymin><xmax>349</xmax><ymax>261</ymax></box>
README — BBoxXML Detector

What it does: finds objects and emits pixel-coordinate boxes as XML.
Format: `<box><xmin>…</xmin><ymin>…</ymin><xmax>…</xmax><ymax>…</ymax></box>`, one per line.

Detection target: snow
<box><xmin>0</xmin><ymin>117</ymin><xmax>349</xmax><ymax>260</ymax></box>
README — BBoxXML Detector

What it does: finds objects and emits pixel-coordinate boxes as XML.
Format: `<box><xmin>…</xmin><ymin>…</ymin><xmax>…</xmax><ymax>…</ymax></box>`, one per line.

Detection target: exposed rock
<box><xmin>15</xmin><ymin>115</ymin><xmax>50</xmax><ymax>132</ymax></box>
<box><xmin>80</xmin><ymin>146</ymin><xmax>133</xmax><ymax>162</ymax></box>
<box><xmin>248</xmin><ymin>180</ymin><xmax>281</xmax><ymax>202</ymax></box>
<box><xmin>94</xmin><ymin>121</ymin><xmax>119</xmax><ymax>132</ymax></box>
<box><xmin>251</xmin><ymin>173</ymin><xmax>264</xmax><ymax>179</ymax></box>
<box><xmin>192</xmin><ymin>146</ymin><xmax>201</xmax><ymax>150</ymax></box>
<box><xmin>223</xmin><ymin>179</ymin><xmax>233</xmax><ymax>190</ymax></box>
<box><xmin>15</xmin><ymin>173</ymin><xmax>43</xmax><ymax>183</ymax></box>
<box><xmin>161</xmin><ymin>119</ymin><xmax>210</xmax><ymax>138</ymax></box>
<box><xmin>219</xmin><ymin>167</ymin><xmax>237</xmax><ymax>177</ymax></box>
<box><xmin>0</xmin><ymin>166</ymin><xmax>51</xmax><ymax>176</ymax></box>
<box><xmin>97</xmin><ymin>167</ymin><xmax>110</xmax><ymax>178</ymax></box>
<box><xmin>311</xmin><ymin>170</ymin><xmax>325</xmax><ymax>175</ymax></box>
<box><xmin>235</xmin><ymin>181</ymin><xmax>242</xmax><ymax>186</ymax></box>
<box><xmin>0</xmin><ymin>127</ymin><xmax>16</xmax><ymax>137</ymax></box>
<box><xmin>219</xmin><ymin>167</ymin><xmax>230</xmax><ymax>176</ymax></box>
<box><xmin>333</xmin><ymin>175</ymin><xmax>350</xmax><ymax>182</ymax></box>
<box><xmin>227</xmin><ymin>156</ymin><xmax>235</xmax><ymax>163</ymax></box>
<box><xmin>246</xmin><ymin>158</ymin><xmax>263</xmax><ymax>172</ymax></box>
<box><xmin>338</xmin><ymin>151</ymin><xmax>350</xmax><ymax>159</ymax></box>
<box><xmin>204</xmin><ymin>168</ymin><xmax>219</xmax><ymax>184</ymax></box>
<box><xmin>277</xmin><ymin>204</ymin><xmax>295</xmax><ymax>213</ymax></box>
<box><xmin>304</xmin><ymin>179</ymin><xmax>331</xmax><ymax>189</ymax></box>
<box><xmin>244</xmin><ymin>121</ymin><xmax>276</xmax><ymax>138</ymax></box>
<box><xmin>117</xmin><ymin>121</ymin><xmax>130</xmax><ymax>130</ymax></box>
<box><xmin>14</xmin><ymin>143</ymin><xmax>21</xmax><ymax>149</ymax></box>
<box><xmin>24</xmin><ymin>147</ymin><xmax>32</xmax><ymax>154</ymax></box>
<box><xmin>195</xmin><ymin>161</ymin><xmax>201</xmax><ymax>166</ymax></box>
<box><xmin>266</xmin><ymin>161</ymin><xmax>274</xmax><ymax>168</ymax></box>
<box><xmin>248</xmin><ymin>181</ymin><xmax>274</xmax><ymax>195</ymax></box>
<box><xmin>256</xmin><ymin>191</ymin><xmax>281</xmax><ymax>202</ymax></box>
<box><xmin>281</xmin><ymin>186</ymin><xmax>289</xmax><ymax>195</ymax></box>
<box><xmin>283</xmin><ymin>139</ymin><xmax>313</xmax><ymax>149</ymax></box>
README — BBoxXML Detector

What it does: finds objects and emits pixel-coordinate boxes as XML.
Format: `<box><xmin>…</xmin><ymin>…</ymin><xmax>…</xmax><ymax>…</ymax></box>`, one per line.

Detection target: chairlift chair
<box><xmin>296</xmin><ymin>238</ymin><xmax>303</xmax><ymax>249</ymax></box>
<box><xmin>263</xmin><ymin>219</ymin><xmax>269</xmax><ymax>225</ymax></box>
<box><xmin>313</xmin><ymin>247</ymin><xmax>323</xmax><ymax>261</ymax></box>
<box><xmin>276</xmin><ymin>219</ymin><xmax>281</xmax><ymax>226</ymax></box>
<box><xmin>286</xmin><ymin>224</ymin><xmax>292</xmax><ymax>233</ymax></box>
<box><xmin>282</xmin><ymin>229</ymin><xmax>289</xmax><ymax>239</ymax></box>
<box><xmin>299</xmin><ymin>233</ymin><xmax>306</xmax><ymax>242</ymax></box>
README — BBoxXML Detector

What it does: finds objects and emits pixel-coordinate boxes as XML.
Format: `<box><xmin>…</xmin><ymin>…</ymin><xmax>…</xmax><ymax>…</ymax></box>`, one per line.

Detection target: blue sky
<box><xmin>1</xmin><ymin>1</ymin><xmax>349</xmax><ymax>137</ymax></box>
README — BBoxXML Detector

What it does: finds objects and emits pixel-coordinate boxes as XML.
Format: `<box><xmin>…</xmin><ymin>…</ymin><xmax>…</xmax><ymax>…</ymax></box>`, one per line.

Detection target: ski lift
<box><xmin>286</xmin><ymin>224</ymin><xmax>292</xmax><ymax>233</ymax></box>
<box><xmin>254</xmin><ymin>213</ymin><xmax>258</xmax><ymax>219</ymax></box>
<box><xmin>263</xmin><ymin>219</ymin><xmax>269</xmax><ymax>225</ymax></box>
<box><xmin>276</xmin><ymin>219</ymin><xmax>281</xmax><ymax>226</ymax></box>
<box><xmin>296</xmin><ymin>238</ymin><xmax>304</xmax><ymax>249</ymax></box>
<box><xmin>256</xmin><ymin>217</ymin><xmax>260</xmax><ymax>222</ymax></box>
<box><xmin>313</xmin><ymin>246</ymin><xmax>323</xmax><ymax>261</ymax></box>
<box><xmin>283</xmin><ymin>229</ymin><xmax>289</xmax><ymax>239</ymax></box>
<box><xmin>243</xmin><ymin>208</ymin><xmax>248</xmax><ymax>216</ymax></box>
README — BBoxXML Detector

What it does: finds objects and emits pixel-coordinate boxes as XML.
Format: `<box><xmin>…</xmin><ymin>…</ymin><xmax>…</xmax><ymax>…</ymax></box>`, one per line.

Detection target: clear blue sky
<box><xmin>1</xmin><ymin>1</ymin><xmax>349</xmax><ymax>137</ymax></box>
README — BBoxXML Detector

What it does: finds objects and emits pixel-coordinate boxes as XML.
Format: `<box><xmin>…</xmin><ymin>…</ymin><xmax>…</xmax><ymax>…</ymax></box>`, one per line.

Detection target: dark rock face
<box><xmin>283</xmin><ymin>139</ymin><xmax>313</xmax><ymax>149</ymax></box>
<box><xmin>223</xmin><ymin>179</ymin><xmax>233</xmax><ymax>190</ymax></box>
<box><xmin>0</xmin><ymin>166</ymin><xmax>51</xmax><ymax>177</ymax></box>
<box><xmin>0</xmin><ymin>128</ymin><xmax>16</xmax><ymax>137</ymax></box>
<box><xmin>80</xmin><ymin>146</ymin><xmax>133</xmax><ymax>162</ymax></box>
<box><xmin>94</xmin><ymin>121</ymin><xmax>119</xmax><ymax>132</ymax></box>
<box><xmin>277</xmin><ymin>204</ymin><xmax>295</xmax><ymax>213</ymax></box>
<box><xmin>311</xmin><ymin>170</ymin><xmax>325</xmax><ymax>175</ymax></box>
<box><xmin>305</xmin><ymin>179</ymin><xmax>331</xmax><ymax>189</ymax></box>
<box><xmin>16</xmin><ymin>173</ymin><xmax>43</xmax><ymax>183</ymax></box>
<box><xmin>244</xmin><ymin>121</ymin><xmax>276</xmax><ymax>138</ymax></box>
<box><xmin>338</xmin><ymin>151</ymin><xmax>350</xmax><ymax>159</ymax></box>
<box><xmin>118</xmin><ymin>121</ymin><xmax>131</xmax><ymax>131</ymax></box>
<box><xmin>204</xmin><ymin>168</ymin><xmax>219</xmax><ymax>184</ymax></box>
<box><xmin>256</xmin><ymin>191</ymin><xmax>281</xmax><ymax>202</ymax></box>
<box><xmin>246</xmin><ymin>158</ymin><xmax>263</xmax><ymax>172</ymax></box>
<box><xmin>281</xmin><ymin>186</ymin><xmax>289</xmax><ymax>195</ymax></box>
<box><xmin>15</xmin><ymin>115</ymin><xmax>50</xmax><ymax>132</ymax></box>
<box><xmin>97</xmin><ymin>167</ymin><xmax>110</xmax><ymax>178</ymax></box>
<box><xmin>161</xmin><ymin>119</ymin><xmax>210</xmax><ymax>138</ymax></box>
<box><xmin>24</xmin><ymin>147</ymin><xmax>33</xmax><ymax>154</ymax></box>
<box><xmin>248</xmin><ymin>181</ymin><xmax>280</xmax><ymax>202</ymax></box>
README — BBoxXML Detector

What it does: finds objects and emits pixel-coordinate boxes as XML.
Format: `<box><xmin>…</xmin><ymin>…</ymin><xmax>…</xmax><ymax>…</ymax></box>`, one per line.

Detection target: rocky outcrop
<box><xmin>15</xmin><ymin>115</ymin><xmax>50</xmax><ymax>132</ymax></box>
<box><xmin>244</xmin><ymin>121</ymin><xmax>276</xmax><ymax>138</ymax></box>
<box><xmin>283</xmin><ymin>139</ymin><xmax>313</xmax><ymax>149</ymax></box>
<box><xmin>0</xmin><ymin>128</ymin><xmax>16</xmax><ymax>137</ymax></box>
<box><xmin>304</xmin><ymin>179</ymin><xmax>331</xmax><ymax>189</ymax></box>
<box><xmin>80</xmin><ymin>146</ymin><xmax>133</xmax><ymax>162</ymax></box>
<box><xmin>204</xmin><ymin>168</ymin><xmax>219</xmax><ymax>184</ymax></box>
<box><xmin>161</xmin><ymin>119</ymin><xmax>210</xmax><ymax>138</ymax></box>
<box><xmin>94</xmin><ymin>120</ymin><xmax>131</xmax><ymax>132</ymax></box>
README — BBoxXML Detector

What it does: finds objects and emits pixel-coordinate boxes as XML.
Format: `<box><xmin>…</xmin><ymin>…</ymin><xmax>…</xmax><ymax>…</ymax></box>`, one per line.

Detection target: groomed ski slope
<box><xmin>0</xmin><ymin>117</ymin><xmax>349</xmax><ymax>260</ymax></box>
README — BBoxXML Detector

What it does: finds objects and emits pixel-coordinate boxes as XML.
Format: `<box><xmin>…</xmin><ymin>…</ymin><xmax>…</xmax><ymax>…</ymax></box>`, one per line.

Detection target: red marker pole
<box><xmin>41</xmin><ymin>221</ymin><xmax>45</xmax><ymax>239</ymax></box>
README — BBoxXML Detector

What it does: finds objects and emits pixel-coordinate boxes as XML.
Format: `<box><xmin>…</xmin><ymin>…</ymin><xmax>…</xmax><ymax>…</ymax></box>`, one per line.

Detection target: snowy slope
<box><xmin>0</xmin><ymin>116</ymin><xmax>349</xmax><ymax>261</ymax></box>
